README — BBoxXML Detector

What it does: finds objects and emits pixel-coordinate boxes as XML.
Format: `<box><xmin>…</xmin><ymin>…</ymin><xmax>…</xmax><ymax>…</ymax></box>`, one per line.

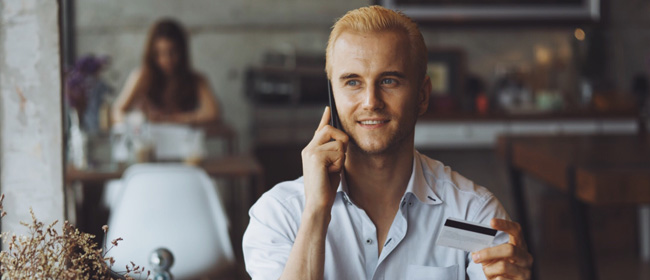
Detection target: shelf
<box><xmin>420</xmin><ymin>109</ymin><xmax>638</xmax><ymax>122</ymax></box>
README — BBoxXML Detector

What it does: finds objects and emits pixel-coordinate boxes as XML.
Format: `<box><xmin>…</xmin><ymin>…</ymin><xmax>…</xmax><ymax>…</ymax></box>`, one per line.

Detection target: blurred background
<box><xmin>3</xmin><ymin>0</ymin><xmax>650</xmax><ymax>279</ymax></box>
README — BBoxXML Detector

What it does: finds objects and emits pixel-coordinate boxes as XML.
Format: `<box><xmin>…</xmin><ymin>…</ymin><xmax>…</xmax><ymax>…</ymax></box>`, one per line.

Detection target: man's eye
<box><xmin>346</xmin><ymin>80</ymin><xmax>360</xmax><ymax>86</ymax></box>
<box><xmin>381</xmin><ymin>78</ymin><xmax>396</xmax><ymax>85</ymax></box>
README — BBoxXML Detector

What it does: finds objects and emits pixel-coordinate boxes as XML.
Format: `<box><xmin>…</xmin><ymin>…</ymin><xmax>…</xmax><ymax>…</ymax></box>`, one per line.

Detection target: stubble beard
<box><xmin>344</xmin><ymin>116</ymin><xmax>417</xmax><ymax>156</ymax></box>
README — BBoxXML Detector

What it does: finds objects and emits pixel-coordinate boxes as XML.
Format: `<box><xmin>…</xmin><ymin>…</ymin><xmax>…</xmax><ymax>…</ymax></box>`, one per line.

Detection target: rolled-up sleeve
<box><xmin>242</xmin><ymin>190</ymin><xmax>301</xmax><ymax>280</ymax></box>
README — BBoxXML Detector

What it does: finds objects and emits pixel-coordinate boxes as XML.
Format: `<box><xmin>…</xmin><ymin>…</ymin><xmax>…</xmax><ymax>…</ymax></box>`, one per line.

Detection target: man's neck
<box><xmin>344</xmin><ymin>142</ymin><xmax>414</xmax><ymax>210</ymax></box>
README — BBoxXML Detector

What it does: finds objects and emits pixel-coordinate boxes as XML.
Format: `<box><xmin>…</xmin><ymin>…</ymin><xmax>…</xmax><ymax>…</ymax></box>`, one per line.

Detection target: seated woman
<box><xmin>112</xmin><ymin>18</ymin><xmax>220</xmax><ymax>124</ymax></box>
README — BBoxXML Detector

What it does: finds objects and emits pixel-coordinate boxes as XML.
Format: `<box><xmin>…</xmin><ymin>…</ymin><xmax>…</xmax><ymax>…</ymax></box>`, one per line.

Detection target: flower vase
<box><xmin>68</xmin><ymin>108</ymin><xmax>88</xmax><ymax>169</ymax></box>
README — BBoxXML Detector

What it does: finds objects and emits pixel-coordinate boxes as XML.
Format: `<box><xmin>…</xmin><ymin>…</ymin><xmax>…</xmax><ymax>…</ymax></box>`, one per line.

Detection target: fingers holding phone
<box><xmin>301</xmin><ymin>106</ymin><xmax>349</xmax><ymax>213</ymax></box>
<box><xmin>327</xmin><ymin>80</ymin><xmax>343</xmax><ymax>131</ymax></box>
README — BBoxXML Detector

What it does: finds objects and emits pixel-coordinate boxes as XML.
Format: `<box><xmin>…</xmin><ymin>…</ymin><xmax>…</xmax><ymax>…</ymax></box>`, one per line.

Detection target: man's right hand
<box><xmin>279</xmin><ymin>106</ymin><xmax>348</xmax><ymax>280</ymax></box>
<box><xmin>301</xmin><ymin>106</ymin><xmax>349</xmax><ymax>214</ymax></box>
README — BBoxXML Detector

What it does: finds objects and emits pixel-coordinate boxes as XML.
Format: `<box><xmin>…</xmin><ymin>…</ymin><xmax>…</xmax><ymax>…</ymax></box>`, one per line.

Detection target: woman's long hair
<box><xmin>133</xmin><ymin>18</ymin><xmax>198</xmax><ymax>112</ymax></box>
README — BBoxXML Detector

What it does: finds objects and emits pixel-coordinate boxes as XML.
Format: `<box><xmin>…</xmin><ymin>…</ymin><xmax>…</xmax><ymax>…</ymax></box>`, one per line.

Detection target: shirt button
<box><xmin>366</xmin><ymin>238</ymin><xmax>373</xmax><ymax>245</ymax></box>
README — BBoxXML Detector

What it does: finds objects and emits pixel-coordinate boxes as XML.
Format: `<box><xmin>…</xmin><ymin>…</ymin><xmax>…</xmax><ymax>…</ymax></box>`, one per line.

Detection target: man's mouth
<box><xmin>359</xmin><ymin>120</ymin><xmax>389</xmax><ymax>125</ymax></box>
<box><xmin>357</xmin><ymin>119</ymin><xmax>390</xmax><ymax>128</ymax></box>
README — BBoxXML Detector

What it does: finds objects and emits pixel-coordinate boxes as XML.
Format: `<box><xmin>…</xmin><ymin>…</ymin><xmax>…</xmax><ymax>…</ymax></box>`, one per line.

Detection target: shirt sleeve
<box><xmin>242</xmin><ymin>191</ymin><xmax>301</xmax><ymax>280</ymax></box>
<box><xmin>465</xmin><ymin>194</ymin><xmax>511</xmax><ymax>280</ymax></box>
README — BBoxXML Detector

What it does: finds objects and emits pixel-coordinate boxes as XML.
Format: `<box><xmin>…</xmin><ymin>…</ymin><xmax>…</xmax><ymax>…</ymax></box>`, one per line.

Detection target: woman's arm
<box><xmin>111</xmin><ymin>70</ymin><xmax>142</xmax><ymax>124</ymax></box>
<box><xmin>191</xmin><ymin>76</ymin><xmax>220</xmax><ymax>123</ymax></box>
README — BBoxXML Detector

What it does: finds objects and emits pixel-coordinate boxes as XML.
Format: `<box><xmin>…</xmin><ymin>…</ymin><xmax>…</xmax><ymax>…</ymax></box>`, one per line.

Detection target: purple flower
<box><xmin>64</xmin><ymin>54</ymin><xmax>110</xmax><ymax>110</ymax></box>
<box><xmin>75</xmin><ymin>55</ymin><xmax>109</xmax><ymax>76</ymax></box>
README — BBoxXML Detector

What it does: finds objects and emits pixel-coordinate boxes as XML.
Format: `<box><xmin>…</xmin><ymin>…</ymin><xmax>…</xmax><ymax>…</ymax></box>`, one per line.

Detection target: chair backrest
<box><xmin>105</xmin><ymin>163</ymin><xmax>234</xmax><ymax>279</ymax></box>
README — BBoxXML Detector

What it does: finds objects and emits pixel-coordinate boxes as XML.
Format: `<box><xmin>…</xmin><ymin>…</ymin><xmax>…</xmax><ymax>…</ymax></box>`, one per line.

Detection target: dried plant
<box><xmin>0</xmin><ymin>194</ymin><xmax>149</xmax><ymax>279</ymax></box>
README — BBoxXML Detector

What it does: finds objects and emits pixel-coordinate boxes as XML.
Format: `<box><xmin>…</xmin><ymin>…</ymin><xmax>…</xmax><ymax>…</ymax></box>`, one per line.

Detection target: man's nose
<box><xmin>361</xmin><ymin>84</ymin><xmax>384</xmax><ymax>111</ymax></box>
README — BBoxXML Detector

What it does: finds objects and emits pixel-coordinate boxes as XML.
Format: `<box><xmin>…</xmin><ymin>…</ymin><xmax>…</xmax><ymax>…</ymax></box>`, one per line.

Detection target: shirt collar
<box><xmin>403</xmin><ymin>150</ymin><xmax>443</xmax><ymax>205</ymax></box>
<box><xmin>336</xmin><ymin>170</ymin><xmax>354</xmax><ymax>205</ymax></box>
<box><xmin>336</xmin><ymin>169</ymin><xmax>348</xmax><ymax>193</ymax></box>
<box><xmin>335</xmin><ymin>150</ymin><xmax>443</xmax><ymax>206</ymax></box>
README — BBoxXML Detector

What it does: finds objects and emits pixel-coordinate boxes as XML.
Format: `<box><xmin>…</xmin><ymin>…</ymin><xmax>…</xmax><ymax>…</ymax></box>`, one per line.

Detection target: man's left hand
<box><xmin>472</xmin><ymin>218</ymin><xmax>533</xmax><ymax>280</ymax></box>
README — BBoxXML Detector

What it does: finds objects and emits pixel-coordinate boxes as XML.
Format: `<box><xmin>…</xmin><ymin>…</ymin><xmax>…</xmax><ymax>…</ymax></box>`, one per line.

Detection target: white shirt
<box><xmin>243</xmin><ymin>150</ymin><xmax>510</xmax><ymax>280</ymax></box>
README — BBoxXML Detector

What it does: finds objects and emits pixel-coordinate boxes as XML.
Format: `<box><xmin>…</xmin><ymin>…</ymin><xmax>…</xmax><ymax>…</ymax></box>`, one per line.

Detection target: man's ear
<box><xmin>417</xmin><ymin>75</ymin><xmax>431</xmax><ymax>116</ymax></box>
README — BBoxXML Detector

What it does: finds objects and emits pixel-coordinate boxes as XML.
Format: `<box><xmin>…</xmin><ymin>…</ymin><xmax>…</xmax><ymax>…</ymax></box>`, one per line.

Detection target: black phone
<box><xmin>328</xmin><ymin>80</ymin><xmax>342</xmax><ymax>130</ymax></box>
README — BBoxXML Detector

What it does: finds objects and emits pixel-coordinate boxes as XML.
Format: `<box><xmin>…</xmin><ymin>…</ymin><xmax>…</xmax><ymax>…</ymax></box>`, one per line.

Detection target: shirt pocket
<box><xmin>405</xmin><ymin>264</ymin><xmax>459</xmax><ymax>280</ymax></box>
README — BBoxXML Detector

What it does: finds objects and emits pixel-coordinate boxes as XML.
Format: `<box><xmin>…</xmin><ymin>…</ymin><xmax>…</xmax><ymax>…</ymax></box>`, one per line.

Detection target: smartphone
<box><xmin>327</xmin><ymin>80</ymin><xmax>342</xmax><ymax>130</ymax></box>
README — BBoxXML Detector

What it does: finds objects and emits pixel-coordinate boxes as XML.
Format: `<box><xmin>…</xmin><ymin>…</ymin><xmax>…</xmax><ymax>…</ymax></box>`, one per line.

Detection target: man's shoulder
<box><xmin>416</xmin><ymin>152</ymin><xmax>494</xmax><ymax>202</ymax></box>
<box><xmin>263</xmin><ymin>177</ymin><xmax>305</xmax><ymax>199</ymax></box>
<box><xmin>251</xmin><ymin>177</ymin><xmax>306</xmax><ymax>214</ymax></box>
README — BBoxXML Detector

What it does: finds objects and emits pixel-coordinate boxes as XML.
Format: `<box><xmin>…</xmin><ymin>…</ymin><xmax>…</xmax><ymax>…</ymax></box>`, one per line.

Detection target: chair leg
<box><xmin>567</xmin><ymin>168</ymin><xmax>598</xmax><ymax>280</ymax></box>
<box><xmin>638</xmin><ymin>204</ymin><xmax>650</xmax><ymax>262</ymax></box>
<box><xmin>508</xmin><ymin>166</ymin><xmax>539</xmax><ymax>280</ymax></box>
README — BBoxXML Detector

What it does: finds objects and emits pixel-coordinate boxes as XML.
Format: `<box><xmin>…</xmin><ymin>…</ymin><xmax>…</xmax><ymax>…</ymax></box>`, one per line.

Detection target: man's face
<box><xmin>329</xmin><ymin>30</ymin><xmax>429</xmax><ymax>155</ymax></box>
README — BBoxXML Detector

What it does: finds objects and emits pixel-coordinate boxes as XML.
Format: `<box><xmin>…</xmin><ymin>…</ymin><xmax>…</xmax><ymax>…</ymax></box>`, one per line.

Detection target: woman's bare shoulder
<box><xmin>191</xmin><ymin>71</ymin><xmax>209</xmax><ymax>85</ymax></box>
<box><xmin>129</xmin><ymin>68</ymin><xmax>143</xmax><ymax>80</ymax></box>
<box><xmin>120</xmin><ymin>68</ymin><xmax>144</xmax><ymax>88</ymax></box>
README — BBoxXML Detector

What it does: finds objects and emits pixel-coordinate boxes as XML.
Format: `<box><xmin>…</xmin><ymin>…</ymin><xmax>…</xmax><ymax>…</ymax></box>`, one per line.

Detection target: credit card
<box><xmin>435</xmin><ymin>217</ymin><xmax>497</xmax><ymax>252</ymax></box>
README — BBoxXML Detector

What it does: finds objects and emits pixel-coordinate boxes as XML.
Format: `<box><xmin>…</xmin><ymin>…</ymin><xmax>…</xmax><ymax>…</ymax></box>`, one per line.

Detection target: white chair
<box><xmin>101</xmin><ymin>179</ymin><xmax>124</xmax><ymax>211</ymax></box>
<box><xmin>105</xmin><ymin>163</ymin><xmax>234</xmax><ymax>279</ymax></box>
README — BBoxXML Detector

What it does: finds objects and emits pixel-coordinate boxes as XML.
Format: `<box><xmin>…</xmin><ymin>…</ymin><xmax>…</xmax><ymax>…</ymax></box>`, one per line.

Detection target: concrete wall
<box><xmin>74</xmin><ymin>0</ymin><xmax>650</xmax><ymax>151</ymax></box>
<box><xmin>0</xmin><ymin>0</ymin><xmax>65</xmax><ymax>236</ymax></box>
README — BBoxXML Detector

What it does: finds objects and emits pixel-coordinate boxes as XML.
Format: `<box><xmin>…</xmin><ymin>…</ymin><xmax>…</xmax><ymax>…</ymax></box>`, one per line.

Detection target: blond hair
<box><xmin>325</xmin><ymin>5</ymin><xmax>427</xmax><ymax>81</ymax></box>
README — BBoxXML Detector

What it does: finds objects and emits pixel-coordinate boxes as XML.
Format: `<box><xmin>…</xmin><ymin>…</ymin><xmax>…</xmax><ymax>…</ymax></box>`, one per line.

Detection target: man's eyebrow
<box><xmin>379</xmin><ymin>71</ymin><xmax>406</xmax><ymax>79</ymax></box>
<box><xmin>339</xmin><ymin>73</ymin><xmax>359</xmax><ymax>80</ymax></box>
<box><xmin>338</xmin><ymin>71</ymin><xmax>406</xmax><ymax>80</ymax></box>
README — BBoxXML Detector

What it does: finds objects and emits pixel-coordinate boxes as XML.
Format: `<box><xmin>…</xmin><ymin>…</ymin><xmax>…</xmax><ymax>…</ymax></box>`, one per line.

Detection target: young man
<box><xmin>243</xmin><ymin>6</ymin><xmax>533</xmax><ymax>280</ymax></box>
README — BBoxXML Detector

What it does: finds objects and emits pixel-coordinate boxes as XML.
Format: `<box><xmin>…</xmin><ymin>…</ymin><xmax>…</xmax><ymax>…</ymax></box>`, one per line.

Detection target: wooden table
<box><xmin>194</xmin><ymin>122</ymin><xmax>239</xmax><ymax>155</ymax></box>
<box><xmin>497</xmin><ymin>134</ymin><xmax>650</xmax><ymax>280</ymax></box>
<box><xmin>66</xmin><ymin>155</ymin><xmax>264</xmax><ymax>202</ymax></box>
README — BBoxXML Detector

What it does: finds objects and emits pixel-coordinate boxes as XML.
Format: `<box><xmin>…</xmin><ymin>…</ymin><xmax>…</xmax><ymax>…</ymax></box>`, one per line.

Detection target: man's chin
<box><xmin>351</xmin><ymin>140</ymin><xmax>393</xmax><ymax>155</ymax></box>
<box><xmin>349</xmin><ymin>131</ymin><xmax>413</xmax><ymax>156</ymax></box>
